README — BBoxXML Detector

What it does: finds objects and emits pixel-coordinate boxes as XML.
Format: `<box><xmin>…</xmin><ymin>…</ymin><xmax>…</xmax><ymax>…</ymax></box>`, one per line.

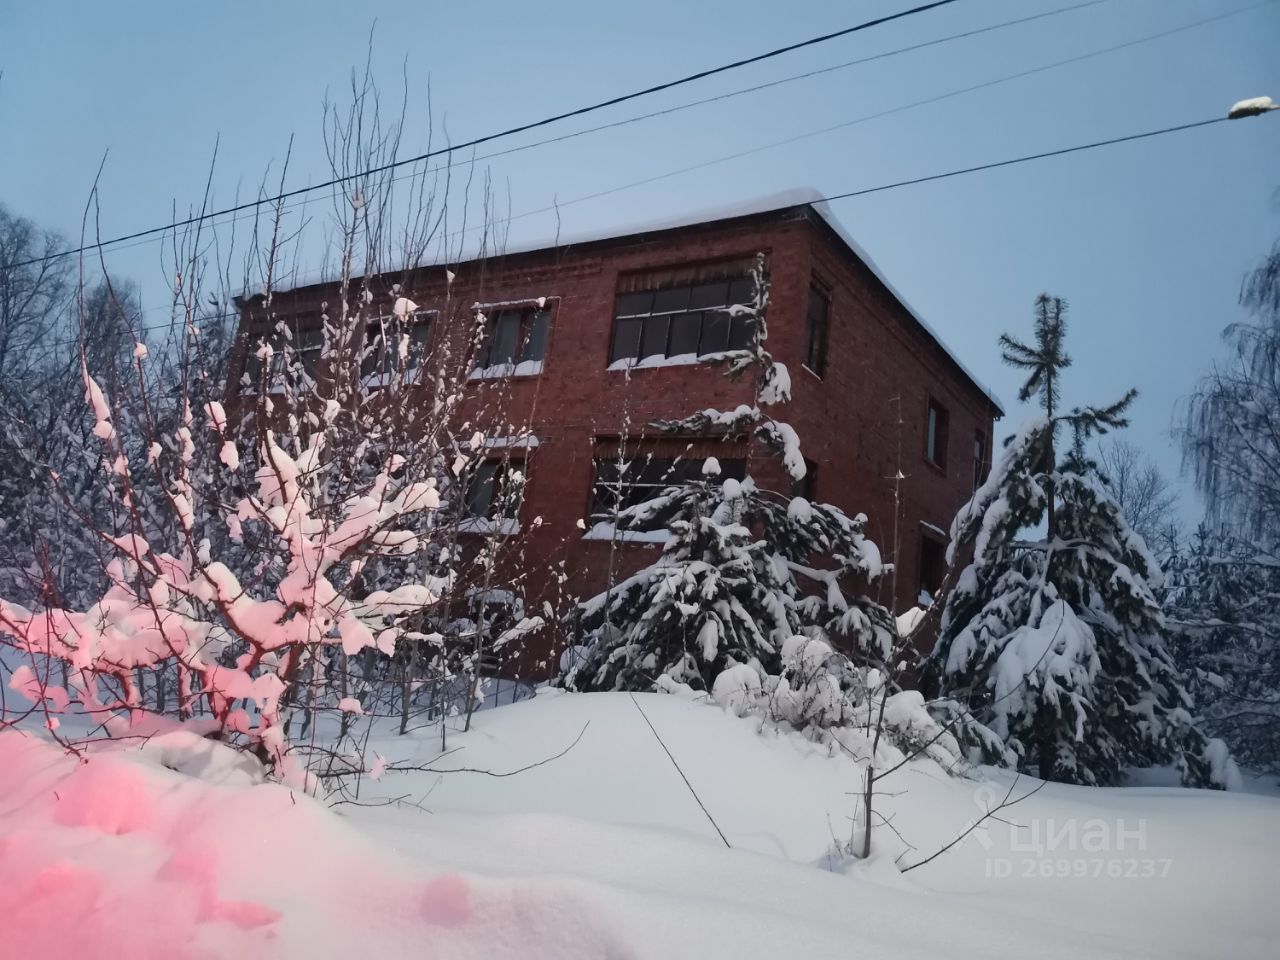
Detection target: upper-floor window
<box><xmin>472</xmin><ymin>304</ymin><xmax>550</xmax><ymax>378</ymax></box>
<box><xmin>804</xmin><ymin>281</ymin><xmax>830</xmax><ymax>376</ymax></box>
<box><xmin>972</xmin><ymin>432</ymin><xmax>986</xmax><ymax>490</ymax></box>
<box><xmin>363</xmin><ymin>313</ymin><xmax>432</xmax><ymax>381</ymax></box>
<box><xmin>241</xmin><ymin>323</ymin><xmax>321</xmax><ymax>387</ymax></box>
<box><xmin>609</xmin><ymin>257</ymin><xmax>760</xmax><ymax>368</ymax></box>
<box><xmin>926</xmin><ymin>398</ymin><xmax>949</xmax><ymax>469</ymax></box>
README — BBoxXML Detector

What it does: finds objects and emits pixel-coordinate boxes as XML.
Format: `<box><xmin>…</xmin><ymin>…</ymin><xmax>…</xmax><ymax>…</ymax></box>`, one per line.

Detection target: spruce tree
<box><xmin>935</xmin><ymin>295</ymin><xmax>1236</xmax><ymax>787</ymax></box>
<box><xmin>564</xmin><ymin>257</ymin><xmax>893</xmax><ymax>693</ymax></box>
<box><xmin>1164</xmin><ymin>527</ymin><xmax>1280</xmax><ymax>776</ymax></box>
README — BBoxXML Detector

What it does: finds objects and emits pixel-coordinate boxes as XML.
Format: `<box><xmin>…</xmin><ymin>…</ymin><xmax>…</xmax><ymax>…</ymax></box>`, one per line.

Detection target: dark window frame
<box><xmin>608</xmin><ymin>265</ymin><xmax>759</xmax><ymax>367</ymax></box>
<box><xmin>463</xmin><ymin>458</ymin><xmax>526</xmax><ymax>522</ymax></box>
<box><xmin>474</xmin><ymin>304</ymin><xmax>552</xmax><ymax>372</ymax></box>
<box><xmin>589</xmin><ymin>453</ymin><xmax>747</xmax><ymax>528</ymax></box>
<box><xmin>804</xmin><ymin>279</ymin><xmax>831</xmax><ymax>377</ymax></box>
<box><xmin>972</xmin><ymin>431</ymin><xmax>987</xmax><ymax>490</ymax></box>
<box><xmin>925</xmin><ymin>397</ymin><xmax>949</xmax><ymax>470</ymax></box>
<box><xmin>791</xmin><ymin>458</ymin><xmax>819</xmax><ymax>501</ymax></box>
<box><xmin>362</xmin><ymin>311</ymin><xmax>434</xmax><ymax>379</ymax></box>
<box><xmin>918</xmin><ymin>531</ymin><xmax>947</xmax><ymax>602</ymax></box>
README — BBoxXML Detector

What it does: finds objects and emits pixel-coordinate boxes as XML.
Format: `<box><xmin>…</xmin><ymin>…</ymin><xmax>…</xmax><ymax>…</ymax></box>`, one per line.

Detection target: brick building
<box><xmin>231</xmin><ymin>192</ymin><xmax>1002</xmax><ymax>673</ymax></box>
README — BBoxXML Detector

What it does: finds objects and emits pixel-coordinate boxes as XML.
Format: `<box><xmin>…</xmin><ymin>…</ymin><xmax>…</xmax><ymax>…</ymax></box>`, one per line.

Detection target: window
<box><xmin>464</xmin><ymin>460</ymin><xmax>525</xmax><ymax>521</ymax></box>
<box><xmin>362</xmin><ymin>314</ymin><xmax>431</xmax><ymax>379</ymax></box>
<box><xmin>804</xmin><ymin>281</ymin><xmax>830</xmax><ymax>376</ymax></box>
<box><xmin>918</xmin><ymin>533</ymin><xmax>946</xmax><ymax>604</ymax></box>
<box><xmin>474</xmin><ymin>305</ymin><xmax>550</xmax><ymax>374</ymax></box>
<box><xmin>973</xmin><ymin>432</ymin><xmax>986</xmax><ymax>490</ymax></box>
<box><xmin>295</xmin><ymin>328</ymin><xmax>323</xmax><ymax>378</ymax></box>
<box><xmin>609</xmin><ymin>258</ymin><xmax>759</xmax><ymax>367</ymax></box>
<box><xmin>925</xmin><ymin>398</ymin><xmax>949</xmax><ymax>469</ymax></box>
<box><xmin>590</xmin><ymin>453</ymin><xmax>746</xmax><ymax>527</ymax></box>
<box><xmin>791</xmin><ymin>458</ymin><xmax>818</xmax><ymax>500</ymax></box>
<box><xmin>241</xmin><ymin>324</ymin><xmax>321</xmax><ymax>385</ymax></box>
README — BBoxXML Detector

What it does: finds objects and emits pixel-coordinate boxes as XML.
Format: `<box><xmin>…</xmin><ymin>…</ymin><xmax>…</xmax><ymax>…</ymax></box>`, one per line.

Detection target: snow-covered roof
<box><xmin>249</xmin><ymin>188</ymin><xmax>1002</xmax><ymax>412</ymax></box>
<box><xmin>503</xmin><ymin>188</ymin><xmax>1003</xmax><ymax>413</ymax></box>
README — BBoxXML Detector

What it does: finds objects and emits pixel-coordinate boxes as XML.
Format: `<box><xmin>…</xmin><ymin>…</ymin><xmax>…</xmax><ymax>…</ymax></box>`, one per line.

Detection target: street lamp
<box><xmin>1228</xmin><ymin>96</ymin><xmax>1278</xmax><ymax>120</ymax></box>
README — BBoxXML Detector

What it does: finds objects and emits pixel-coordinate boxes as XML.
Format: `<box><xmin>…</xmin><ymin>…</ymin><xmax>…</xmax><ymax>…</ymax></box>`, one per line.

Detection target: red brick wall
<box><xmin>229</xmin><ymin>206</ymin><xmax>997</xmax><ymax>674</ymax></box>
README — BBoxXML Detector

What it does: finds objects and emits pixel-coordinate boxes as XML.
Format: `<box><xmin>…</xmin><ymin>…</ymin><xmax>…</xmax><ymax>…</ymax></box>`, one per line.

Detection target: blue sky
<box><xmin>1</xmin><ymin>0</ymin><xmax>1277</xmax><ymax>521</ymax></box>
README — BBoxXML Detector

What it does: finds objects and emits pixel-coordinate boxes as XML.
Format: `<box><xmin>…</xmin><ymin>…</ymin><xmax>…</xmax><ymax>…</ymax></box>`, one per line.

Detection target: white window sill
<box><xmin>581</xmin><ymin>522</ymin><xmax>669</xmax><ymax>544</ymax></box>
<box><xmin>607</xmin><ymin>353</ymin><xmax>705</xmax><ymax>372</ymax></box>
<box><xmin>481</xmin><ymin>435</ymin><xmax>540</xmax><ymax>450</ymax></box>
<box><xmin>469</xmin><ymin>359</ymin><xmax>544</xmax><ymax>380</ymax></box>
<box><xmin>458</xmin><ymin>517</ymin><xmax>522</xmax><ymax>536</ymax></box>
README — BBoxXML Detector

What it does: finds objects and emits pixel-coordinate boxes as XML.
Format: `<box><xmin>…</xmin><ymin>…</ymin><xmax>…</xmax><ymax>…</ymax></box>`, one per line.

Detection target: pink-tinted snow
<box><xmin>0</xmin><ymin>731</ymin><xmax>633</xmax><ymax>959</ymax></box>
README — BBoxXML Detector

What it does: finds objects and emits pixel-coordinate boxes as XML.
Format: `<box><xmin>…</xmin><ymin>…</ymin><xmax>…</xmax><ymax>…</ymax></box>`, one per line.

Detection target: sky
<box><xmin>1</xmin><ymin>0</ymin><xmax>1277</xmax><ymax>524</ymax></box>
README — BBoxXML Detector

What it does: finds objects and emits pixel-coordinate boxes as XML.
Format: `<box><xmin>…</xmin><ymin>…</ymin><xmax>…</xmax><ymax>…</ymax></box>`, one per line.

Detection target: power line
<box><xmin>71</xmin><ymin>110</ymin><xmax>1256</xmax><ymax>346</ymax></box>
<box><xmin>8</xmin><ymin>0</ymin><xmax>961</xmax><ymax>272</ymax></box>
<box><xmin>479</xmin><ymin>1</ymin><xmax>1267</xmax><ymax>234</ymax></box>
<box><xmin>36</xmin><ymin>1</ymin><xmax>1276</xmax><ymax>340</ymax></box>
<box><xmin>818</xmin><ymin>116</ymin><xmax>1234</xmax><ymax>203</ymax></box>
<box><xmin>45</xmin><ymin>0</ymin><xmax>1107</xmax><ymax>269</ymax></box>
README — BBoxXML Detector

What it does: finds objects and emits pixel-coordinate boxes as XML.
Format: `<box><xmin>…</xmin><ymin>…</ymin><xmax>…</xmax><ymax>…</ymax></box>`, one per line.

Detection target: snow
<box><xmin>711</xmin><ymin>663</ymin><xmax>761</xmax><ymax>716</ymax></box>
<box><xmin>468</xmin><ymin>359</ymin><xmax>544</xmax><ymax>380</ymax></box>
<box><xmin>582</xmin><ymin>522</ymin><xmax>669</xmax><ymax>544</ymax></box>
<box><xmin>457</xmin><ymin>517</ymin><xmax>521</xmax><ymax>536</ymax></box>
<box><xmin>586</xmin><ymin>189</ymin><xmax>1000</xmax><ymax>411</ymax></box>
<box><xmin>480</xmin><ymin>434</ymin><xmax>540</xmax><ymax>450</ymax></box>
<box><xmin>1228</xmin><ymin>95</ymin><xmax>1276</xmax><ymax>118</ymax></box>
<box><xmin>607</xmin><ymin>352</ymin><xmax>703</xmax><ymax>372</ymax></box>
<box><xmin>920</xmin><ymin>519</ymin><xmax>948</xmax><ymax>539</ymax></box>
<box><xmin>2</xmin><ymin>691</ymin><xmax>1277</xmax><ymax>958</ymax></box>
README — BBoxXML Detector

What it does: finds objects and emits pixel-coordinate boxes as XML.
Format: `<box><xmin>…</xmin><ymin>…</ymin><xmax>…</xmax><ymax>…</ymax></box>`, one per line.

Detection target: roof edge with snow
<box><xmin>241</xmin><ymin>189</ymin><xmax>1003</xmax><ymax>414</ymax></box>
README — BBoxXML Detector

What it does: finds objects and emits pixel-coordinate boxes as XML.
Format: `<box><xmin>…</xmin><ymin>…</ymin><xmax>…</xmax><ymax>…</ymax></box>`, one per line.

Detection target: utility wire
<box><xmin>479</xmin><ymin>1</ymin><xmax>1268</xmax><ymax>235</ymax></box>
<box><xmin>45</xmin><ymin>0</ymin><xmax>1103</xmax><ymax>271</ymax></box>
<box><xmin>61</xmin><ymin>0</ymin><xmax>1258</xmax><ymax>271</ymax></box>
<box><xmin>71</xmin><ymin>110</ymin><xmax>1257</xmax><ymax>347</ymax></box>
<box><xmin>7</xmin><ymin>0</ymin><xmax>961</xmax><ymax>271</ymax></box>
<box><xmin>816</xmin><ymin>117</ymin><xmax>1232</xmax><ymax>203</ymax></box>
<box><xmin>630</xmin><ymin>694</ymin><xmax>730</xmax><ymax>849</ymax></box>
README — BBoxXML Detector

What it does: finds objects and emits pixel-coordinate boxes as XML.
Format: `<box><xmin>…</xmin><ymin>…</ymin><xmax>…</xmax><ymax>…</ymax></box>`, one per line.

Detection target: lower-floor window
<box><xmin>590</xmin><ymin>451</ymin><xmax>746</xmax><ymax>527</ymax></box>
<box><xmin>918</xmin><ymin>533</ymin><xmax>946</xmax><ymax>605</ymax></box>
<box><xmin>464</xmin><ymin>460</ymin><xmax>525</xmax><ymax>520</ymax></box>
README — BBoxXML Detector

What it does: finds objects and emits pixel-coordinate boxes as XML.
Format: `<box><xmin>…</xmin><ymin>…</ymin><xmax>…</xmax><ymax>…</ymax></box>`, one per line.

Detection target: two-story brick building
<box><xmin>231</xmin><ymin>191</ymin><xmax>1002</xmax><ymax>675</ymax></box>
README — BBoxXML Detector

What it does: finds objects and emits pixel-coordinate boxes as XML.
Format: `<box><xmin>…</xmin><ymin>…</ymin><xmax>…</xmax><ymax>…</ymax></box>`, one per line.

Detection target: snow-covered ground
<box><xmin>2</xmin><ymin>690</ymin><xmax>1276</xmax><ymax>958</ymax></box>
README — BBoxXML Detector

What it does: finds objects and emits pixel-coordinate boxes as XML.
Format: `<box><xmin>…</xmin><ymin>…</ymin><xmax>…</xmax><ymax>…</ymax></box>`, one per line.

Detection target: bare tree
<box><xmin>1180</xmin><ymin>237</ymin><xmax>1280</xmax><ymax>555</ymax></box>
<box><xmin>0</xmin><ymin>65</ymin><xmax>551</xmax><ymax>793</ymax></box>
<box><xmin>0</xmin><ymin>204</ymin><xmax>73</xmax><ymax>393</ymax></box>
<box><xmin>1096</xmin><ymin>438</ymin><xmax>1178</xmax><ymax>548</ymax></box>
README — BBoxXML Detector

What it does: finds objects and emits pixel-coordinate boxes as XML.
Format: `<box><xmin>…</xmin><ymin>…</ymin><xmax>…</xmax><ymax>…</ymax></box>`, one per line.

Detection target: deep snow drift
<box><xmin>1</xmin><ymin>690</ymin><xmax>1276</xmax><ymax>959</ymax></box>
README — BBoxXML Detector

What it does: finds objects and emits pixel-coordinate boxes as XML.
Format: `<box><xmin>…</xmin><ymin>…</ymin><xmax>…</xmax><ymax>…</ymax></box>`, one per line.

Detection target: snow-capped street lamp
<box><xmin>1228</xmin><ymin>96</ymin><xmax>1278</xmax><ymax>119</ymax></box>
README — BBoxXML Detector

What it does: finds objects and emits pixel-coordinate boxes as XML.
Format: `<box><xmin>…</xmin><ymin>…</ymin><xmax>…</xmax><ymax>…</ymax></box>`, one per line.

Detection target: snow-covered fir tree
<box><xmin>1164</xmin><ymin>527</ymin><xmax>1280</xmax><ymax>775</ymax></box>
<box><xmin>934</xmin><ymin>294</ymin><xmax>1237</xmax><ymax>788</ymax></box>
<box><xmin>563</xmin><ymin>256</ymin><xmax>894</xmax><ymax>694</ymax></box>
